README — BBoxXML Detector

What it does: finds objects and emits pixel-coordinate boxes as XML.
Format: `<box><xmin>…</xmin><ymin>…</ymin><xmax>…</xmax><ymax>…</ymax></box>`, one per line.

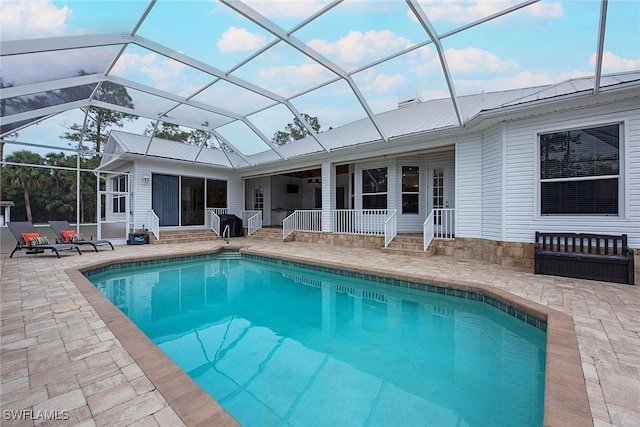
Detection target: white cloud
<box><xmin>256</xmin><ymin>62</ymin><xmax>332</xmax><ymax>95</ymax></box>
<box><xmin>355</xmin><ymin>69</ymin><xmax>406</xmax><ymax>94</ymax></box>
<box><xmin>218</xmin><ymin>26</ymin><xmax>267</xmax><ymax>53</ymax></box>
<box><xmin>0</xmin><ymin>0</ymin><xmax>71</xmax><ymax>40</ymax></box>
<box><xmin>370</xmin><ymin>73</ymin><xmax>406</xmax><ymax>93</ymax></box>
<box><xmin>111</xmin><ymin>52</ymin><xmax>159</xmax><ymax>76</ymax></box>
<box><xmin>445</xmin><ymin>47</ymin><xmax>519</xmax><ymax>74</ymax></box>
<box><xmin>412</xmin><ymin>47</ymin><xmax>518</xmax><ymax>76</ymax></box>
<box><xmin>308</xmin><ymin>29</ymin><xmax>413</xmax><ymax>69</ymax></box>
<box><xmin>590</xmin><ymin>51</ymin><xmax>640</xmax><ymax>73</ymax></box>
<box><xmin>111</xmin><ymin>52</ymin><xmax>199</xmax><ymax>95</ymax></box>
<box><xmin>412</xmin><ymin>1</ymin><xmax>563</xmax><ymax>23</ymax></box>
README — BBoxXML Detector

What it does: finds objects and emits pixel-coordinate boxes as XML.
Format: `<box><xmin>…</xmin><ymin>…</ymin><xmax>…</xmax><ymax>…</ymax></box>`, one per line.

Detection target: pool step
<box><xmin>151</xmin><ymin>228</ymin><xmax>222</xmax><ymax>245</ymax></box>
<box><xmin>216</xmin><ymin>250</ymin><xmax>242</xmax><ymax>260</ymax></box>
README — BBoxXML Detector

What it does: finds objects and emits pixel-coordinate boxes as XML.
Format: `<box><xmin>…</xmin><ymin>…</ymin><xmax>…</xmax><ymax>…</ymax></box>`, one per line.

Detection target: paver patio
<box><xmin>1</xmin><ymin>239</ymin><xmax>639</xmax><ymax>426</ymax></box>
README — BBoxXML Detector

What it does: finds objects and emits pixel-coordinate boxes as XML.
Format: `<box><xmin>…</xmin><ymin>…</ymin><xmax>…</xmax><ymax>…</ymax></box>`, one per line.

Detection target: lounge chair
<box><xmin>48</xmin><ymin>221</ymin><xmax>114</xmax><ymax>252</ymax></box>
<box><xmin>7</xmin><ymin>221</ymin><xmax>81</xmax><ymax>258</ymax></box>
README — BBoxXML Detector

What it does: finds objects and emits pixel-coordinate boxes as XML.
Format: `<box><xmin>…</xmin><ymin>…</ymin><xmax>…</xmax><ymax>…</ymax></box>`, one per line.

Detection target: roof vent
<box><xmin>397</xmin><ymin>94</ymin><xmax>422</xmax><ymax>108</ymax></box>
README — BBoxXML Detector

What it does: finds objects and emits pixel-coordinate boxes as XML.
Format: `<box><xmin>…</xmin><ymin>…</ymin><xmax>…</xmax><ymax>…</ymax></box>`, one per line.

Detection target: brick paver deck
<box><xmin>1</xmin><ymin>239</ymin><xmax>639</xmax><ymax>426</ymax></box>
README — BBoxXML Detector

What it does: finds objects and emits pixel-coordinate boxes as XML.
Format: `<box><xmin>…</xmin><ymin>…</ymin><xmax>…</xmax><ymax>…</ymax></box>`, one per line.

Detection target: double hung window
<box><xmin>362</xmin><ymin>168</ymin><xmax>387</xmax><ymax>209</ymax></box>
<box><xmin>539</xmin><ymin>124</ymin><xmax>620</xmax><ymax>215</ymax></box>
<box><xmin>112</xmin><ymin>175</ymin><xmax>127</xmax><ymax>214</ymax></box>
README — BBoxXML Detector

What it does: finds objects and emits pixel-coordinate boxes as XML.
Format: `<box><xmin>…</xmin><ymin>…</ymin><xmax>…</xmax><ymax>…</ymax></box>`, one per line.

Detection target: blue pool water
<box><xmin>87</xmin><ymin>252</ymin><xmax>546</xmax><ymax>427</ymax></box>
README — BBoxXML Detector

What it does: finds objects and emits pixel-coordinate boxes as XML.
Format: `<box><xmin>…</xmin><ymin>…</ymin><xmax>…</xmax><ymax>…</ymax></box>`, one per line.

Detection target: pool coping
<box><xmin>67</xmin><ymin>245</ymin><xmax>592</xmax><ymax>427</ymax></box>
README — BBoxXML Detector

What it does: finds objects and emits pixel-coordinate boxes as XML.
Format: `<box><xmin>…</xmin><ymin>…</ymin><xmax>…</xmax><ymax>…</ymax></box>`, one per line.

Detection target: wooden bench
<box><xmin>534</xmin><ymin>232</ymin><xmax>635</xmax><ymax>285</ymax></box>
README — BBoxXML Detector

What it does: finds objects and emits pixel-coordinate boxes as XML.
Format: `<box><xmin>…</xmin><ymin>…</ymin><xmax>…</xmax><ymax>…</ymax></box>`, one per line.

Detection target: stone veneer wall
<box><xmin>433</xmin><ymin>238</ymin><xmax>639</xmax><ymax>284</ymax></box>
<box><xmin>293</xmin><ymin>231</ymin><xmax>385</xmax><ymax>249</ymax></box>
<box><xmin>292</xmin><ymin>232</ymin><xmax>639</xmax><ymax>284</ymax></box>
<box><xmin>431</xmin><ymin>238</ymin><xmax>535</xmax><ymax>269</ymax></box>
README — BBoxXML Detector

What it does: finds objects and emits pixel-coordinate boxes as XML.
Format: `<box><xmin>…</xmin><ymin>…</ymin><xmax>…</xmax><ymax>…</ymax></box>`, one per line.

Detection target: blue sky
<box><xmin>1</xmin><ymin>0</ymin><xmax>639</xmax><ymax>156</ymax></box>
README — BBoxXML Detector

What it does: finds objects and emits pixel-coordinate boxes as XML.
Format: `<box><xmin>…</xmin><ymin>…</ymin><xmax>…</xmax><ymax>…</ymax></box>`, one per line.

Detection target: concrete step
<box><xmin>382</xmin><ymin>234</ymin><xmax>433</xmax><ymax>257</ymax></box>
<box><xmin>248</xmin><ymin>227</ymin><xmax>284</xmax><ymax>241</ymax></box>
<box><xmin>152</xmin><ymin>229</ymin><xmax>221</xmax><ymax>245</ymax></box>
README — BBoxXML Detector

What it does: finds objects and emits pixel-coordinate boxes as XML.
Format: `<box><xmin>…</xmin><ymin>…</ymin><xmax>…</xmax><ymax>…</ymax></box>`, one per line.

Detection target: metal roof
<box><xmin>2</xmin><ymin>0</ymin><xmax>639</xmax><ymax>169</ymax></box>
<box><xmin>102</xmin><ymin>71</ymin><xmax>640</xmax><ymax>171</ymax></box>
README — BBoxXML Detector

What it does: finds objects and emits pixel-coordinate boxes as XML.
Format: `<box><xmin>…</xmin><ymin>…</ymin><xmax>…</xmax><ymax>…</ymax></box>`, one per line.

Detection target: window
<box><xmin>112</xmin><ymin>175</ymin><xmax>128</xmax><ymax>214</ymax></box>
<box><xmin>540</xmin><ymin>124</ymin><xmax>620</xmax><ymax>215</ymax></box>
<box><xmin>206</xmin><ymin>180</ymin><xmax>227</xmax><ymax>209</ymax></box>
<box><xmin>254</xmin><ymin>186</ymin><xmax>264</xmax><ymax>211</ymax></box>
<box><xmin>362</xmin><ymin>168</ymin><xmax>387</xmax><ymax>209</ymax></box>
<box><xmin>402</xmin><ymin>166</ymin><xmax>419</xmax><ymax>214</ymax></box>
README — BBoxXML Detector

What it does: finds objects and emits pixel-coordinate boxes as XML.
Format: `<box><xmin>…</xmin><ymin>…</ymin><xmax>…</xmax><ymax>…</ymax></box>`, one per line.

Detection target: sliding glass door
<box><xmin>181</xmin><ymin>177</ymin><xmax>205</xmax><ymax>226</ymax></box>
<box><xmin>152</xmin><ymin>174</ymin><xmax>225</xmax><ymax>227</ymax></box>
<box><xmin>152</xmin><ymin>174</ymin><xmax>179</xmax><ymax>226</ymax></box>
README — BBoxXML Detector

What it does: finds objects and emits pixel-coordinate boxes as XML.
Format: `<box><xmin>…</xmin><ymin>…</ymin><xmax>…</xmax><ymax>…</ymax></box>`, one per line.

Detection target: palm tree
<box><xmin>2</xmin><ymin>150</ymin><xmax>47</xmax><ymax>222</ymax></box>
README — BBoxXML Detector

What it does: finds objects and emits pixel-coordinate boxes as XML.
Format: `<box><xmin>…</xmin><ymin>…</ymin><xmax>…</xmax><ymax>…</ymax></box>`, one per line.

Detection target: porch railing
<box><xmin>283</xmin><ymin>210</ymin><xmax>322</xmax><ymax>239</ymax></box>
<box><xmin>423</xmin><ymin>210</ymin><xmax>434</xmax><ymax>251</ymax></box>
<box><xmin>147</xmin><ymin>210</ymin><xmax>160</xmax><ymax>241</ymax></box>
<box><xmin>424</xmin><ymin>208</ymin><xmax>455</xmax><ymax>251</ymax></box>
<box><xmin>384</xmin><ymin>210</ymin><xmax>397</xmax><ymax>248</ymax></box>
<box><xmin>205</xmin><ymin>208</ymin><xmax>225</xmax><ymax>236</ymax></box>
<box><xmin>332</xmin><ymin>209</ymin><xmax>397</xmax><ymax>247</ymax></box>
<box><xmin>244</xmin><ymin>210</ymin><xmax>263</xmax><ymax>236</ymax></box>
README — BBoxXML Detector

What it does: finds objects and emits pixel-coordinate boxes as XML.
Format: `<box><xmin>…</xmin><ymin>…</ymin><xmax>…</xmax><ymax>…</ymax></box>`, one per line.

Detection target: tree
<box><xmin>144</xmin><ymin>121</ymin><xmax>191</xmax><ymax>142</ymax></box>
<box><xmin>272</xmin><ymin>113</ymin><xmax>321</xmax><ymax>145</ymax></box>
<box><xmin>2</xmin><ymin>151</ymin><xmax>47</xmax><ymax>222</ymax></box>
<box><xmin>144</xmin><ymin>121</ymin><xmax>217</xmax><ymax>147</ymax></box>
<box><xmin>0</xmin><ymin>131</ymin><xmax>19</xmax><ymax>201</ymax></box>
<box><xmin>61</xmin><ymin>80</ymin><xmax>137</xmax><ymax>153</ymax></box>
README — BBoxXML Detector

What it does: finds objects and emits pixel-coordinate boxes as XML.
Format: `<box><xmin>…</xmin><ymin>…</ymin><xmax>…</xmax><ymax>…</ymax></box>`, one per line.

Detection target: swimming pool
<box><xmin>86</xmin><ymin>251</ymin><xmax>546</xmax><ymax>427</ymax></box>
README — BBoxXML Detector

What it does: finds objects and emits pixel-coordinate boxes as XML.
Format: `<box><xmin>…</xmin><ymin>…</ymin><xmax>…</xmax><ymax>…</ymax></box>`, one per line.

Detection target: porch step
<box><xmin>248</xmin><ymin>227</ymin><xmax>286</xmax><ymax>242</ymax></box>
<box><xmin>151</xmin><ymin>228</ymin><xmax>221</xmax><ymax>245</ymax></box>
<box><xmin>382</xmin><ymin>234</ymin><xmax>434</xmax><ymax>257</ymax></box>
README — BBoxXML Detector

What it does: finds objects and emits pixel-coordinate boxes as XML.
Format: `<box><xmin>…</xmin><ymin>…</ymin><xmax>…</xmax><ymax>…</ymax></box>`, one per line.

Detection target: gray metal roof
<box><xmin>102</xmin><ymin>70</ymin><xmax>640</xmax><ymax>170</ymax></box>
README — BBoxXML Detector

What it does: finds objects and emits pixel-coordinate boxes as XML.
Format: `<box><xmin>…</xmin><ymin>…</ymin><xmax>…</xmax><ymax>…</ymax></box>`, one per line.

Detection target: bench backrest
<box><xmin>535</xmin><ymin>232</ymin><xmax>629</xmax><ymax>256</ymax></box>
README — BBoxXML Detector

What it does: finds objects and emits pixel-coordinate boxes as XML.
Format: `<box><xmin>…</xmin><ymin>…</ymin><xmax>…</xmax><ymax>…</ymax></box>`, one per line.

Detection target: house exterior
<box><xmin>99</xmin><ymin>72</ymin><xmax>640</xmax><ymax>273</ymax></box>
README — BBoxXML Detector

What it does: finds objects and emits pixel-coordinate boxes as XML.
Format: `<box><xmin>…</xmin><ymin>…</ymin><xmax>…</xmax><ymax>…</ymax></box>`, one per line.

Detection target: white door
<box><xmin>429</xmin><ymin>163</ymin><xmax>453</xmax><ymax>236</ymax></box>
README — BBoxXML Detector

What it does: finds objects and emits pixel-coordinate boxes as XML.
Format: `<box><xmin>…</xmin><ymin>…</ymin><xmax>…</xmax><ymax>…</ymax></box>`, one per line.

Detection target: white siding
<box><xmin>481</xmin><ymin>125</ymin><xmax>504</xmax><ymax>240</ymax></box>
<box><xmin>456</xmin><ymin>134</ymin><xmax>483</xmax><ymax>238</ymax></box>
<box><xmin>503</xmin><ymin>101</ymin><xmax>640</xmax><ymax>247</ymax></box>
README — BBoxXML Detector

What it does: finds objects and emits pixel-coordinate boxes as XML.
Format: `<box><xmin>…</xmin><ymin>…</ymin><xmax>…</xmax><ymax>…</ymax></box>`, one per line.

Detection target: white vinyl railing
<box><xmin>245</xmin><ymin>210</ymin><xmax>262</xmax><ymax>236</ymax></box>
<box><xmin>283</xmin><ymin>210</ymin><xmax>322</xmax><ymax>239</ymax></box>
<box><xmin>424</xmin><ymin>208</ymin><xmax>455</xmax><ymax>251</ymax></box>
<box><xmin>434</xmin><ymin>208</ymin><xmax>455</xmax><ymax>239</ymax></box>
<box><xmin>384</xmin><ymin>210</ymin><xmax>397</xmax><ymax>248</ymax></box>
<box><xmin>423</xmin><ymin>210</ymin><xmax>434</xmax><ymax>251</ymax></box>
<box><xmin>332</xmin><ymin>209</ymin><xmax>395</xmax><ymax>236</ymax></box>
<box><xmin>332</xmin><ymin>209</ymin><xmax>397</xmax><ymax>247</ymax></box>
<box><xmin>205</xmin><ymin>208</ymin><xmax>223</xmax><ymax>236</ymax></box>
<box><xmin>147</xmin><ymin>210</ymin><xmax>160</xmax><ymax>241</ymax></box>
